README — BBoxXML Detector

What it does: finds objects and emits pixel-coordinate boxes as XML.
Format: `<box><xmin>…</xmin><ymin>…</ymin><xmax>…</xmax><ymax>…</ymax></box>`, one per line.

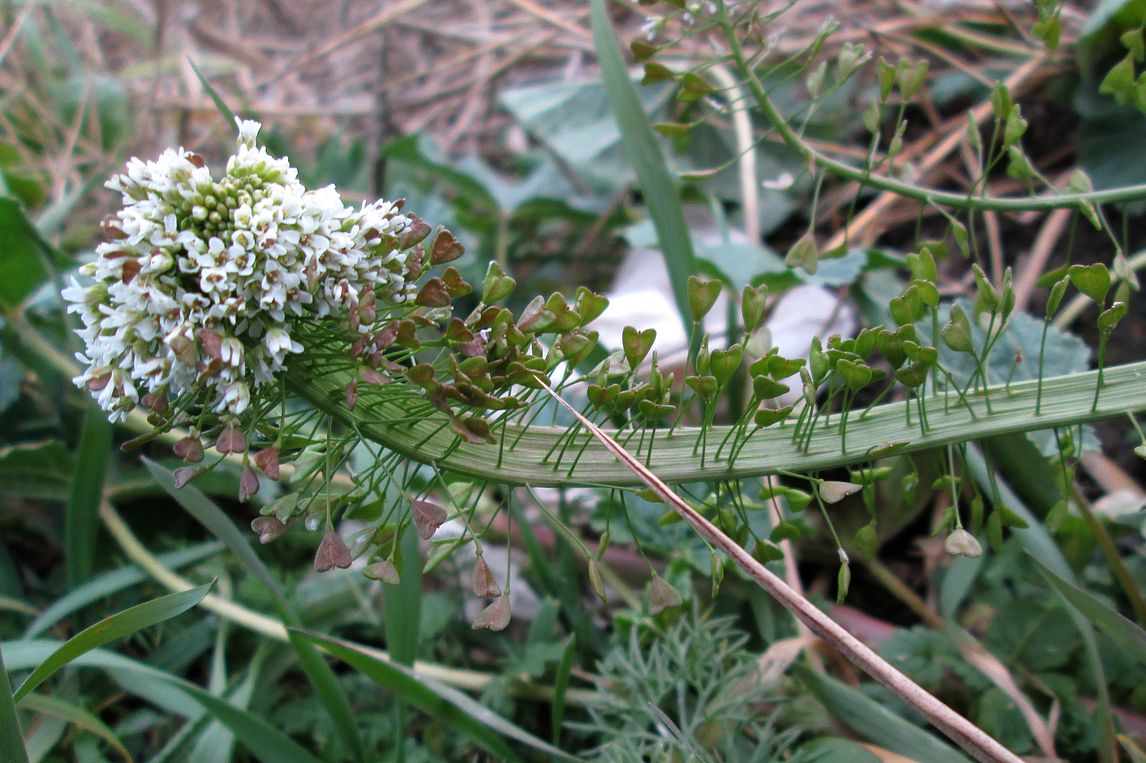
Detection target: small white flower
<box><xmin>235</xmin><ymin>118</ymin><xmax>261</xmax><ymax>147</ymax></box>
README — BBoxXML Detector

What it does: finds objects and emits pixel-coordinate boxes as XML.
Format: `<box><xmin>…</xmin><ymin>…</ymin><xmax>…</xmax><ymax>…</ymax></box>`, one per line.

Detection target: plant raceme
<box><xmin>65</xmin><ymin>118</ymin><xmax>1146</xmax><ymax>587</ymax></box>
<box><xmin>64</xmin><ymin>119</ymin><xmax>421</xmax><ymax>423</ymax></box>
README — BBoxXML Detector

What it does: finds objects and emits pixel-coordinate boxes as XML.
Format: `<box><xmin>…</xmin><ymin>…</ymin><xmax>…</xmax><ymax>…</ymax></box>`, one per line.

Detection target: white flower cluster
<box><xmin>65</xmin><ymin>119</ymin><xmax>418</xmax><ymax>422</ymax></box>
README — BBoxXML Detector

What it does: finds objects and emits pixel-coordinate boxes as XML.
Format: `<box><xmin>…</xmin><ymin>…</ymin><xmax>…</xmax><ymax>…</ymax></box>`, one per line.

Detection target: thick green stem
<box><xmin>291</xmin><ymin>355</ymin><xmax>1146</xmax><ymax>488</ymax></box>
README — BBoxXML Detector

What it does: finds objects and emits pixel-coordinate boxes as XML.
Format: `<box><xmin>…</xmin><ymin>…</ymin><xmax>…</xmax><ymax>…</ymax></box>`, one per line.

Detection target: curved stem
<box><xmin>720</xmin><ymin>17</ymin><xmax>1146</xmax><ymax>212</ymax></box>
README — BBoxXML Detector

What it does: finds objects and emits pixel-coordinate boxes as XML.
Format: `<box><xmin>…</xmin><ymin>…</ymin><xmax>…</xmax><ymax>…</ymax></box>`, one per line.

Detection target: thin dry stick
<box><xmin>537</xmin><ymin>379</ymin><xmax>1022</xmax><ymax>763</ymax></box>
<box><xmin>503</xmin><ymin>0</ymin><xmax>592</xmax><ymax>40</ymax></box>
<box><xmin>272</xmin><ymin>0</ymin><xmax>432</xmax><ymax>79</ymax></box>
<box><xmin>863</xmin><ymin>558</ymin><xmax>1058</xmax><ymax>758</ymax></box>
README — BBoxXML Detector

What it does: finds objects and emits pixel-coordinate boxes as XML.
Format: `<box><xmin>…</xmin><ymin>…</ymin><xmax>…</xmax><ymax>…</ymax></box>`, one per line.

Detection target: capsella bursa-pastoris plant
<box><xmin>66</xmin><ymin>119</ymin><xmax>1146</xmax><ymax>610</ymax></box>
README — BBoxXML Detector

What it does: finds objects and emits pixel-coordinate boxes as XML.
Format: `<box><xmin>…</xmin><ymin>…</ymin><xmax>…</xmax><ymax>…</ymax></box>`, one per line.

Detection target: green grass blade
<box><xmin>294</xmin><ymin>630</ymin><xmax>581</xmax><ymax>762</ymax></box>
<box><xmin>25</xmin><ymin>541</ymin><xmax>222</xmax><ymax>637</ymax></box>
<box><xmin>13</xmin><ymin>583</ymin><xmax>212</xmax><ymax>701</ymax></box>
<box><xmin>1032</xmin><ymin>555</ymin><xmax>1146</xmax><ymax>666</ymax></box>
<box><xmin>965</xmin><ymin>446</ymin><xmax>1116</xmax><ymax>763</ymax></box>
<box><xmin>17</xmin><ymin>694</ymin><xmax>130</xmax><ymax>762</ymax></box>
<box><xmin>591</xmin><ymin>0</ymin><xmax>698</xmax><ymax>338</ymax></box>
<box><xmin>793</xmin><ymin>663</ymin><xmax>968</xmax><ymax>763</ymax></box>
<box><xmin>143</xmin><ymin>457</ymin><xmax>367</xmax><ymax>763</ymax></box>
<box><xmin>142</xmin><ymin>459</ymin><xmax>291</xmax><ymax>613</ymax></box>
<box><xmin>188</xmin><ymin>59</ymin><xmax>238</xmax><ymax>127</ymax></box>
<box><xmin>385</xmin><ymin>523</ymin><xmax>422</xmax><ymax>666</ymax></box>
<box><xmin>551</xmin><ymin>635</ymin><xmax>576</xmax><ymax>744</ymax></box>
<box><xmin>189</xmin><ymin>645</ymin><xmax>263</xmax><ymax>763</ymax></box>
<box><xmin>4</xmin><ymin>640</ymin><xmax>324</xmax><ymax>763</ymax></box>
<box><xmin>0</xmin><ymin>644</ymin><xmax>30</xmax><ymax>763</ymax></box>
<box><xmin>65</xmin><ymin>406</ymin><xmax>111</xmax><ymax>589</ymax></box>
<box><xmin>385</xmin><ymin>523</ymin><xmax>421</xmax><ymax>763</ymax></box>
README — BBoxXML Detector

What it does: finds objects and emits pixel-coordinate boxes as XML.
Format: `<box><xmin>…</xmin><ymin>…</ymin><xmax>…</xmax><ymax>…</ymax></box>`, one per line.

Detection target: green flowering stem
<box><xmin>719</xmin><ymin>13</ymin><xmax>1146</xmax><ymax>212</ymax></box>
<box><xmin>291</xmin><ymin>345</ymin><xmax>1146</xmax><ymax>487</ymax></box>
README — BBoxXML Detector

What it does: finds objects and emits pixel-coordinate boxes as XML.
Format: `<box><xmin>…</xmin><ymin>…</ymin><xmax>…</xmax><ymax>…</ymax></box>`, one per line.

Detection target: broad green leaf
<box><xmin>0</xmin><ymin>197</ymin><xmax>52</xmax><ymax>311</ymax></box>
<box><xmin>294</xmin><ymin>631</ymin><xmax>579</xmax><ymax>762</ymax></box>
<box><xmin>143</xmin><ymin>458</ymin><xmax>367</xmax><ymax>763</ymax></box>
<box><xmin>0</xmin><ymin>645</ymin><xmax>29</xmax><ymax>763</ymax></box>
<box><xmin>6</xmin><ymin>641</ymin><xmax>204</xmax><ymax>720</ymax></box>
<box><xmin>497</xmin><ymin>79</ymin><xmax>671</xmax><ymax>197</ymax></box>
<box><xmin>1033</xmin><ymin>555</ymin><xmax>1146</xmax><ymax>665</ymax></box>
<box><xmin>66</xmin><ymin>407</ymin><xmax>111</xmax><ymax>588</ymax></box>
<box><xmin>17</xmin><ymin>694</ymin><xmax>129</xmax><ymax>762</ymax></box>
<box><xmin>793</xmin><ymin>664</ymin><xmax>967</xmax><ymax>763</ymax></box>
<box><xmin>25</xmin><ymin>541</ymin><xmax>222</xmax><ymax>637</ymax></box>
<box><xmin>13</xmin><ymin>583</ymin><xmax>212</xmax><ymax>701</ymax></box>
<box><xmin>592</xmin><ymin>0</ymin><xmax>698</xmax><ymax>340</ymax></box>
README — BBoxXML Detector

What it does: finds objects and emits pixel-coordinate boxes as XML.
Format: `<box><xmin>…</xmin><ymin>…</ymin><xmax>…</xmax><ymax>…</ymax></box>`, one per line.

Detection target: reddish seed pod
<box><xmin>251</xmin><ymin>516</ymin><xmax>286</xmax><ymax>544</ymax></box>
<box><xmin>252</xmin><ymin>447</ymin><xmax>281</xmax><ymax>480</ymax></box>
<box><xmin>239</xmin><ymin>465</ymin><xmax>260</xmax><ymax>502</ymax></box>
<box><xmin>412</xmin><ymin>499</ymin><xmax>448</xmax><ymax>540</ymax></box>
<box><xmin>173</xmin><ymin>436</ymin><xmax>204</xmax><ymax>463</ymax></box>
<box><xmin>364</xmin><ymin>560</ymin><xmax>400</xmax><ymax>584</ymax></box>
<box><xmin>215</xmin><ymin>423</ymin><xmax>247</xmax><ymax>454</ymax></box>
<box><xmin>345</xmin><ymin>379</ymin><xmax>358</xmax><ymax>411</ymax></box>
<box><xmin>314</xmin><ymin>531</ymin><xmax>353</xmax><ymax>572</ymax></box>
<box><xmin>471</xmin><ymin>555</ymin><xmax>501</xmax><ymax>598</ymax></box>
<box><xmin>173</xmin><ymin>466</ymin><xmax>202</xmax><ymax>488</ymax></box>
<box><xmin>471</xmin><ymin>595</ymin><xmax>511</xmax><ymax>631</ymax></box>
